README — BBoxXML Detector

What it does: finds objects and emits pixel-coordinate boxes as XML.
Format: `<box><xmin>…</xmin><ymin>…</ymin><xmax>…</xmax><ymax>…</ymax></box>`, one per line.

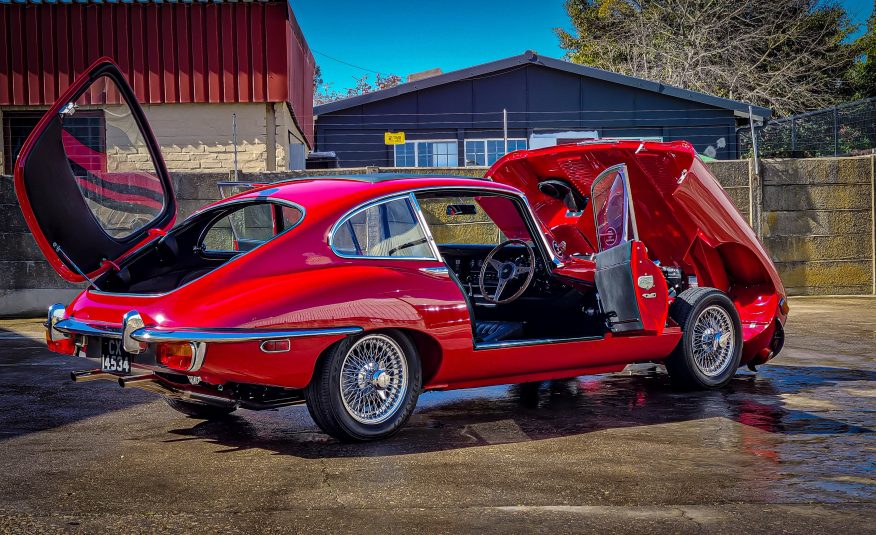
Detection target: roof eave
<box><xmin>314</xmin><ymin>51</ymin><xmax>772</xmax><ymax>120</ymax></box>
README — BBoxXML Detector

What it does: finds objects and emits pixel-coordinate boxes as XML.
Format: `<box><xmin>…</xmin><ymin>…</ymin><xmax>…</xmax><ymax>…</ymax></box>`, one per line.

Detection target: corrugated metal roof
<box><xmin>0</xmin><ymin>1</ymin><xmax>282</xmax><ymax>4</ymax></box>
<box><xmin>315</xmin><ymin>50</ymin><xmax>773</xmax><ymax>120</ymax></box>
<box><xmin>0</xmin><ymin>0</ymin><xmax>315</xmax><ymax>145</ymax></box>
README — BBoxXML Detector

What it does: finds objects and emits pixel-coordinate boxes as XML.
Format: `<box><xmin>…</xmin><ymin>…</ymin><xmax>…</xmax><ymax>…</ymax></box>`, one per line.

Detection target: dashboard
<box><xmin>438</xmin><ymin>244</ymin><xmax>558</xmax><ymax>298</ymax></box>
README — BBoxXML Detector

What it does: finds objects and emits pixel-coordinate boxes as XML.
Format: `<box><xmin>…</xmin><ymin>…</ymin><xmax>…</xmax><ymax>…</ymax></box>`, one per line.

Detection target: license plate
<box><xmin>101</xmin><ymin>338</ymin><xmax>132</xmax><ymax>374</ymax></box>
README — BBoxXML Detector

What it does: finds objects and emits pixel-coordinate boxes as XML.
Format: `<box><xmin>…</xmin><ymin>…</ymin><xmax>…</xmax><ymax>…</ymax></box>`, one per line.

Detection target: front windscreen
<box><xmin>59</xmin><ymin>75</ymin><xmax>166</xmax><ymax>239</ymax></box>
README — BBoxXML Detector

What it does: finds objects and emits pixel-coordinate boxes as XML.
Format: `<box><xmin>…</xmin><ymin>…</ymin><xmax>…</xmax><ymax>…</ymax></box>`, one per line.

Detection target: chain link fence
<box><xmin>739</xmin><ymin>96</ymin><xmax>876</xmax><ymax>158</ymax></box>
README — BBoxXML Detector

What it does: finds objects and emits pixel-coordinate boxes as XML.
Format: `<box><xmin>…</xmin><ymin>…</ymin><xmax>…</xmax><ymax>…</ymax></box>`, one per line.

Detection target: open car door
<box><xmin>14</xmin><ymin>58</ymin><xmax>176</xmax><ymax>283</ymax></box>
<box><xmin>591</xmin><ymin>165</ymin><xmax>668</xmax><ymax>334</ymax></box>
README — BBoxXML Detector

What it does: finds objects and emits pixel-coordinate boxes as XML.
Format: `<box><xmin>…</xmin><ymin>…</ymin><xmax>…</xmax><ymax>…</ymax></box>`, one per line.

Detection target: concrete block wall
<box><xmin>2</xmin><ymin>155</ymin><xmax>874</xmax><ymax>316</ymax></box>
<box><xmin>760</xmin><ymin>157</ymin><xmax>874</xmax><ymax>295</ymax></box>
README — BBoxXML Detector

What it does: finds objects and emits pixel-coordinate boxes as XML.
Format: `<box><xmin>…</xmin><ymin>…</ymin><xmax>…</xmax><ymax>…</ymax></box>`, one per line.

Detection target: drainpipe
<box><xmin>503</xmin><ymin>108</ymin><xmax>509</xmax><ymax>156</ymax></box>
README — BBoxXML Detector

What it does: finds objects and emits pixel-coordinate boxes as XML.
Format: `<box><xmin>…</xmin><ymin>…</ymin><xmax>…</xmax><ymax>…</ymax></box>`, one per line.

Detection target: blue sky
<box><xmin>293</xmin><ymin>0</ymin><xmax>875</xmax><ymax>92</ymax></box>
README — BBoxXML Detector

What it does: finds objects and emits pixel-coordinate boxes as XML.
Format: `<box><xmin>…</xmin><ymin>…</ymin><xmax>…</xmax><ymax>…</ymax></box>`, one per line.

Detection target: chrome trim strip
<box><xmin>474</xmin><ymin>335</ymin><xmax>603</xmax><ymax>350</ymax></box>
<box><xmin>419</xmin><ymin>266</ymin><xmax>449</xmax><ymax>275</ymax></box>
<box><xmin>129</xmin><ymin>326</ymin><xmax>363</xmax><ymax>344</ymax></box>
<box><xmin>326</xmin><ymin>184</ymin><xmax>560</xmax><ymax>269</ymax></box>
<box><xmin>55</xmin><ymin>318</ymin><xmax>123</xmax><ymax>338</ymax></box>
<box><xmin>409</xmin><ymin>192</ymin><xmax>444</xmax><ymax>262</ymax></box>
<box><xmin>54</xmin><ymin>318</ymin><xmax>362</xmax><ymax>344</ymax></box>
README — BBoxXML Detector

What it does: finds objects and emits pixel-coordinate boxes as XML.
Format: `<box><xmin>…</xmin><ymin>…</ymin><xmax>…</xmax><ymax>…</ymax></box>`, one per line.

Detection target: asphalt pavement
<box><xmin>0</xmin><ymin>297</ymin><xmax>873</xmax><ymax>533</ymax></box>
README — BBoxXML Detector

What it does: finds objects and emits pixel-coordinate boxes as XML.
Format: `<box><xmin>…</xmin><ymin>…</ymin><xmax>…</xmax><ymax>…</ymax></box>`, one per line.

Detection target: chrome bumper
<box><xmin>53</xmin><ymin>317</ymin><xmax>362</xmax><ymax>344</ymax></box>
<box><xmin>47</xmin><ymin>305</ymin><xmax>362</xmax><ymax>374</ymax></box>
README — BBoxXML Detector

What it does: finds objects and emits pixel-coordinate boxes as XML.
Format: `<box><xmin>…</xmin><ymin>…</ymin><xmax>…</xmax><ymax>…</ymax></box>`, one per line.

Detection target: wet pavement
<box><xmin>0</xmin><ymin>296</ymin><xmax>873</xmax><ymax>533</ymax></box>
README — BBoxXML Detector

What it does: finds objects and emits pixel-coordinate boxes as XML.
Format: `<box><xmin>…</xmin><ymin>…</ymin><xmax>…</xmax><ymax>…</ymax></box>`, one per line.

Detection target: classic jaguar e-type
<box><xmin>15</xmin><ymin>59</ymin><xmax>788</xmax><ymax>441</ymax></box>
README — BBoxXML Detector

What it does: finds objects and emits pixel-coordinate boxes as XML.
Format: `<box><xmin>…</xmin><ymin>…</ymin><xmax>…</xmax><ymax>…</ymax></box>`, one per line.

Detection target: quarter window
<box><xmin>332</xmin><ymin>197</ymin><xmax>433</xmax><ymax>258</ymax></box>
<box><xmin>202</xmin><ymin>202</ymin><xmax>303</xmax><ymax>253</ymax></box>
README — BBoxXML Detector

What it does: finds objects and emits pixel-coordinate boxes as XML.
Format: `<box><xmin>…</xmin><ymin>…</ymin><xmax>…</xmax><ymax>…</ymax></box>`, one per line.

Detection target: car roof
<box><xmin>207</xmin><ymin>174</ymin><xmax>523</xmax><ymax>223</ymax></box>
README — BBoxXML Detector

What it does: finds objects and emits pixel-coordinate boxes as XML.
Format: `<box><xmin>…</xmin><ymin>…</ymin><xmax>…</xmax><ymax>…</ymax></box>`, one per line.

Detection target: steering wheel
<box><xmin>478</xmin><ymin>239</ymin><xmax>536</xmax><ymax>304</ymax></box>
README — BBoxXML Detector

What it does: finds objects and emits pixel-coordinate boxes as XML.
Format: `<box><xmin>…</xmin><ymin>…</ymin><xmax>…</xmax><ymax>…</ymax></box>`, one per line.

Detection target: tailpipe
<box><xmin>71</xmin><ymin>370</ymin><xmax>117</xmax><ymax>382</ymax></box>
<box><xmin>118</xmin><ymin>373</ymin><xmax>237</xmax><ymax>408</ymax></box>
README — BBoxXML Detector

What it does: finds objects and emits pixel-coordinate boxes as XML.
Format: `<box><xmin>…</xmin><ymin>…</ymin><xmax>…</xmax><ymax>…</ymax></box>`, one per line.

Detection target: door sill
<box><xmin>474</xmin><ymin>335</ymin><xmax>603</xmax><ymax>350</ymax></box>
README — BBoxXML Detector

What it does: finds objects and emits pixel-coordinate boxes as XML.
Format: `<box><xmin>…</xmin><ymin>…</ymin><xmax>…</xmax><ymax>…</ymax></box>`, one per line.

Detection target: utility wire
<box><xmin>312</xmin><ymin>48</ymin><xmax>389</xmax><ymax>76</ymax></box>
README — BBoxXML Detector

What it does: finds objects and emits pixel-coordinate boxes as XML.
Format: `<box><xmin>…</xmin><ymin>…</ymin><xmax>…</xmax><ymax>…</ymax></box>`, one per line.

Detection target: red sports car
<box><xmin>15</xmin><ymin>59</ymin><xmax>787</xmax><ymax>441</ymax></box>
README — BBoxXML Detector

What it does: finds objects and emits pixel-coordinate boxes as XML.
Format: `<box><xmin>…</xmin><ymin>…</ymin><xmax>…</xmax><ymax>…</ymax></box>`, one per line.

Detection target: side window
<box><xmin>332</xmin><ymin>197</ymin><xmax>433</xmax><ymax>258</ymax></box>
<box><xmin>202</xmin><ymin>202</ymin><xmax>301</xmax><ymax>253</ymax></box>
<box><xmin>417</xmin><ymin>196</ymin><xmax>503</xmax><ymax>245</ymax></box>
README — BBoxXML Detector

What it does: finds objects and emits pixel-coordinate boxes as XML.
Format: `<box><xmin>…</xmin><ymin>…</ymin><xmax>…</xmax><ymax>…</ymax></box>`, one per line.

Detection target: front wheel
<box><xmin>665</xmin><ymin>287</ymin><xmax>743</xmax><ymax>389</ymax></box>
<box><xmin>305</xmin><ymin>331</ymin><xmax>422</xmax><ymax>442</ymax></box>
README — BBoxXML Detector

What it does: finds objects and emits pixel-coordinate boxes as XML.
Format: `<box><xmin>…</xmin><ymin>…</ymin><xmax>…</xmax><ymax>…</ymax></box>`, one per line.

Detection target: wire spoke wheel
<box><xmin>691</xmin><ymin>305</ymin><xmax>736</xmax><ymax>377</ymax></box>
<box><xmin>338</xmin><ymin>334</ymin><xmax>409</xmax><ymax>425</ymax></box>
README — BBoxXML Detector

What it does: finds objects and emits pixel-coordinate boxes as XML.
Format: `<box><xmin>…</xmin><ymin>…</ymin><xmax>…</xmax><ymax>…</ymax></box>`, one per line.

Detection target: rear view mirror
<box><xmin>446</xmin><ymin>204</ymin><xmax>477</xmax><ymax>216</ymax></box>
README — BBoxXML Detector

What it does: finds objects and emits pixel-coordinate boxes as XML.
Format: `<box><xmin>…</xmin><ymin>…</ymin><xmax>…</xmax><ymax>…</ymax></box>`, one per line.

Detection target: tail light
<box><xmin>156</xmin><ymin>342</ymin><xmax>197</xmax><ymax>371</ymax></box>
<box><xmin>46</xmin><ymin>303</ymin><xmax>75</xmax><ymax>355</ymax></box>
<box><xmin>46</xmin><ymin>332</ymin><xmax>76</xmax><ymax>355</ymax></box>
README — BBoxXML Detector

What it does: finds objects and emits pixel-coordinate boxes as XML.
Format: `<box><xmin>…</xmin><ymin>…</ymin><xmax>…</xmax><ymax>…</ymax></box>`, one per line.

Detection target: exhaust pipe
<box><xmin>71</xmin><ymin>370</ymin><xmax>302</xmax><ymax>411</ymax></box>
<box><xmin>118</xmin><ymin>373</ymin><xmax>237</xmax><ymax>408</ymax></box>
<box><xmin>71</xmin><ymin>370</ymin><xmax>117</xmax><ymax>382</ymax></box>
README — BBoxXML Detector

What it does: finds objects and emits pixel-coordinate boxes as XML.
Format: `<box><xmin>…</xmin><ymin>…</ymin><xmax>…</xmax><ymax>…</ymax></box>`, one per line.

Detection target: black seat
<box><xmin>475</xmin><ymin>320</ymin><xmax>524</xmax><ymax>344</ymax></box>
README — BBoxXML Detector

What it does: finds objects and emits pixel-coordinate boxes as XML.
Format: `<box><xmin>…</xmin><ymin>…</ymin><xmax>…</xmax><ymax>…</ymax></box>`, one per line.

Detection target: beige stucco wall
<box><xmin>0</xmin><ymin>102</ymin><xmax>306</xmax><ymax>174</ymax></box>
<box><xmin>141</xmin><ymin>102</ymin><xmax>304</xmax><ymax>172</ymax></box>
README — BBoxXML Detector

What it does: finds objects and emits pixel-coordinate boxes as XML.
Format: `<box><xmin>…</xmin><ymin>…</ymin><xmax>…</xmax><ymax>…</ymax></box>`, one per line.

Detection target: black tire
<box><xmin>665</xmin><ymin>287</ymin><xmax>743</xmax><ymax>389</ymax></box>
<box><xmin>305</xmin><ymin>330</ymin><xmax>422</xmax><ymax>442</ymax></box>
<box><xmin>163</xmin><ymin>397</ymin><xmax>237</xmax><ymax>420</ymax></box>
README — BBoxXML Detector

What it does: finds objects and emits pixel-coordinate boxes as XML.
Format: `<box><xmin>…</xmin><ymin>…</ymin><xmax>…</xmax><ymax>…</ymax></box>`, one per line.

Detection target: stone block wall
<box><xmin>760</xmin><ymin>157</ymin><xmax>874</xmax><ymax>295</ymax></box>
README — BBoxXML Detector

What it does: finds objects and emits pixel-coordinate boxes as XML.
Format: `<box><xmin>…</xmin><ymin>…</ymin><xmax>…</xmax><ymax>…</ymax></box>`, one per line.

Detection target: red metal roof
<box><xmin>0</xmin><ymin>2</ymin><xmax>314</xmax><ymax>146</ymax></box>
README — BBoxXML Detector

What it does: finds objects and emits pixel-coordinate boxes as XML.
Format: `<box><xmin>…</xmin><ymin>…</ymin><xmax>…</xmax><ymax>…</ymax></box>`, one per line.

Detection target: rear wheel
<box><xmin>163</xmin><ymin>397</ymin><xmax>237</xmax><ymax>420</ymax></box>
<box><xmin>305</xmin><ymin>331</ymin><xmax>422</xmax><ymax>442</ymax></box>
<box><xmin>665</xmin><ymin>287</ymin><xmax>742</xmax><ymax>389</ymax></box>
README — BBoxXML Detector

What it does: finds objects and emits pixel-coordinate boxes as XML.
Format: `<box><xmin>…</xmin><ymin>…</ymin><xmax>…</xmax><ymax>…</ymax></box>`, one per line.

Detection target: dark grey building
<box><xmin>313</xmin><ymin>51</ymin><xmax>771</xmax><ymax>167</ymax></box>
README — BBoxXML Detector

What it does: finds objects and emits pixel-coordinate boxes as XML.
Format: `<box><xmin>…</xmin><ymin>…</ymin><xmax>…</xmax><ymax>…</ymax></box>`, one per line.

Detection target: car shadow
<box><xmin>0</xmin><ymin>326</ymin><xmax>153</xmax><ymax>442</ymax></box>
<box><xmin>166</xmin><ymin>363</ymin><xmax>875</xmax><ymax>459</ymax></box>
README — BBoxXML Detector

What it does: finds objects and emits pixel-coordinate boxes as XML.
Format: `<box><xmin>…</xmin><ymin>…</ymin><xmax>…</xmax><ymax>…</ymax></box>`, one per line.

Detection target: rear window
<box><xmin>60</xmin><ymin>74</ymin><xmax>168</xmax><ymax>239</ymax></box>
<box><xmin>201</xmin><ymin>201</ymin><xmax>303</xmax><ymax>253</ymax></box>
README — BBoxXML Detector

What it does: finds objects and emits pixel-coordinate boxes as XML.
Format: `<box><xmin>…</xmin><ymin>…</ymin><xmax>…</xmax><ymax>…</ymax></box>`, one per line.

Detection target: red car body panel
<box><xmin>17</xmin><ymin>60</ymin><xmax>787</xmax><ymax>397</ymax></box>
<box><xmin>489</xmin><ymin>142</ymin><xmax>787</xmax><ymax>356</ymax></box>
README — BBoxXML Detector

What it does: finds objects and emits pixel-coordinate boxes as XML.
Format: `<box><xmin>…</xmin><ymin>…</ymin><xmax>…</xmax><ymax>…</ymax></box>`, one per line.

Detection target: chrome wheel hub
<box><xmin>339</xmin><ymin>335</ymin><xmax>408</xmax><ymax>424</ymax></box>
<box><xmin>691</xmin><ymin>305</ymin><xmax>736</xmax><ymax>377</ymax></box>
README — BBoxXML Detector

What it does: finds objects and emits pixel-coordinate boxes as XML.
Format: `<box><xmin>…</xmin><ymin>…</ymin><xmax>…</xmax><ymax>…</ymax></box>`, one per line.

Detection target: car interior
<box><xmin>95</xmin><ymin>201</ymin><xmax>302</xmax><ymax>294</ymax></box>
<box><xmin>414</xmin><ymin>192</ymin><xmax>605</xmax><ymax>346</ymax></box>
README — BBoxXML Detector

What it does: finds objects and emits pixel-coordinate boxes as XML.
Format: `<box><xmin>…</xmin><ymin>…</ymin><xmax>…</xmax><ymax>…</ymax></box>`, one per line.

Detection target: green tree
<box><xmin>557</xmin><ymin>0</ymin><xmax>859</xmax><ymax>116</ymax></box>
<box><xmin>849</xmin><ymin>5</ymin><xmax>875</xmax><ymax>98</ymax></box>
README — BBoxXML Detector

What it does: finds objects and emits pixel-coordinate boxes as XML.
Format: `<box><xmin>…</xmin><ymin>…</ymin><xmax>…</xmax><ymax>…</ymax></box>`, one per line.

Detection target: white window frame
<box><xmin>393</xmin><ymin>139</ymin><xmax>459</xmax><ymax>168</ymax></box>
<box><xmin>464</xmin><ymin>138</ymin><xmax>528</xmax><ymax>167</ymax></box>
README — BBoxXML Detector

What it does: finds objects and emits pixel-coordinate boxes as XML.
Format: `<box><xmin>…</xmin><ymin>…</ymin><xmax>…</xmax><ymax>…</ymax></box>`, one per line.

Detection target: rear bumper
<box><xmin>46</xmin><ymin>305</ymin><xmax>362</xmax><ymax>387</ymax></box>
<box><xmin>52</xmin><ymin>316</ymin><xmax>362</xmax><ymax>344</ymax></box>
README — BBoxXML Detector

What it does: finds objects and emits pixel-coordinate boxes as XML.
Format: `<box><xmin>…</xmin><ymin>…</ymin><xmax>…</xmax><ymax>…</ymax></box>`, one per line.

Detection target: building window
<box><xmin>3</xmin><ymin>110</ymin><xmax>107</xmax><ymax>175</ymax></box>
<box><xmin>393</xmin><ymin>140</ymin><xmax>458</xmax><ymax>167</ymax></box>
<box><xmin>394</xmin><ymin>142</ymin><xmax>416</xmax><ymax>167</ymax></box>
<box><xmin>464</xmin><ymin>138</ymin><xmax>527</xmax><ymax>167</ymax></box>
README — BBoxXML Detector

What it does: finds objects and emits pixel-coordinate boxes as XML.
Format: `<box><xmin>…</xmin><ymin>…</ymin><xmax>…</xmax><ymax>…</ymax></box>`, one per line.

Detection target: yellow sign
<box><xmin>384</xmin><ymin>132</ymin><xmax>406</xmax><ymax>145</ymax></box>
